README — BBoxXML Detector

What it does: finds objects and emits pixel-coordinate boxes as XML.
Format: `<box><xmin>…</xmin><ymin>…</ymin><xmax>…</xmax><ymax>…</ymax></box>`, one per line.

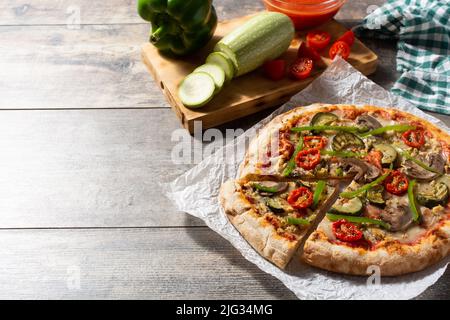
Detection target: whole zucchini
<box><xmin>214</xmin><ymin>12</ymin><xmax>294</xmax><ymax>77</ymax></box>
<box><xmin>367</xmin><ymin>185</ymin><xmax>385</xmax><ymax>206</ymax></box>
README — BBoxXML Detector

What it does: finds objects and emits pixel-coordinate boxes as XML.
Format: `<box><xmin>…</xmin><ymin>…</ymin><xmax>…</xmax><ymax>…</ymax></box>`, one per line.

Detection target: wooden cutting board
<box><xmin>141</xmin><ymin>13</ymin><xmax>378</xmax><ymax>133</ymax></box>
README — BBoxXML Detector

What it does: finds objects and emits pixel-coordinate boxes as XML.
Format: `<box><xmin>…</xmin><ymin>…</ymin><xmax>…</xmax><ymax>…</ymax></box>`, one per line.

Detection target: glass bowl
<box><xmin>262</xmin><ymin>0</ymin><xmax>347</xmax><ymax>30</ymax></box>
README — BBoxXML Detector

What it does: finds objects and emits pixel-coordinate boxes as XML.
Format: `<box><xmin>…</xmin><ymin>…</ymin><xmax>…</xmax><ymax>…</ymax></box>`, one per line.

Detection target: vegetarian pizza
<box><xmin>220</xmin><ymin>104</ymin><xmax>450</xmax><ymax>276</ymax></box>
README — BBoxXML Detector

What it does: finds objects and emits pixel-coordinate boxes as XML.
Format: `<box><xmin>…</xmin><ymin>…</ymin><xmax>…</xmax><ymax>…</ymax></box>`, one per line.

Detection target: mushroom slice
<box><xmin>356</xmin><ymin>114</ymin><xmax>382</xmax><ymax>132</ymax></box>
<box><xmin>252</xmin><ymin>181</ymin><xmax>288</xmax><ymax>196</ymax></box>
<box><xmin>380</xmin><ymin>202</ymin><xmax>413</xmax><ymax>232</ymax></box>
<box><xmin>363</xmin><ymin>163</ymin><xmax>382</xmax><ymax>182</ymax></box>
<box><xmin>402</xmin><ymin>153</ymin><xmax>444</xmax><ymax>181</ymax></box>
<box><xmin>428</xmin><ymin>153</ymin><xmax>445</xmax><ymax>173</ymax></box>
<box><xmin>340</xmin><ymin>158</ymin><xmax>368</xmax><ymax>180</ymax></box>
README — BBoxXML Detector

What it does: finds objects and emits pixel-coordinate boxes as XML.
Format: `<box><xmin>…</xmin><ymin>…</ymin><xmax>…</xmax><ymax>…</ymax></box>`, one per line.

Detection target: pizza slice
<box><xmin>220</xmin><ymin>179</ymin><xmax>337</xmax><ymax>268</ymax></box>
<box><xmin>303</xmin><ymin>176</ymin><xmax>450</xmax><ymax>276</ymax></box>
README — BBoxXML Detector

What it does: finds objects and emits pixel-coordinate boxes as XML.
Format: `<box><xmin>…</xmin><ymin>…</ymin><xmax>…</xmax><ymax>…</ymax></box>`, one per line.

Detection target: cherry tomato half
<box><xmin>329</xmin><ymin>41</ymin><xmax>351</xmax><ymax>60</ymax></box>
<box><xmin>332</xmin><ymin>220</ymin><xmax>363</xmax><ymax>242</ymax></box>
<box><xmin>303</xmin><ymin>136</ymin><xmax>327</xmax><ymax>149</ymax></box>
<box><xmin>401</xmin><ymin>129</ymin><xmax>425</xmax><ymax>148</ymax></box>
<box><xmin>290</xmin><ymin>58</ymin><xmax>313</xmax><ymax>80</ymax></box>
<box><xmin>297</xmin><ymin>41</ymin><xmax>322</xmax><ymax>62</ymax></box>
<box><xmin>295</xmin><ymin>148</ymin><xmax>321</xmax><ymax>170</ymax></box>
<box><xmin>287</xmin><ymin>187</ymin><xmax>313</xmax><ymax>210</ymax></box>
<box><xmin>337</xmin><ymin>30</ymin><xmax>355</xmax><ymax>47</ymax></box>
<box><xmin>263</xmin><ymin>59</ymin><xmax>285</xmax><ymax>81</ymax></box>
<box><xmin>384</xmin><ymin>170</ymin><xmax>409</xmax><ymax>195</ymax></box>
<box><xmin>306</xmin><ymin>30</ymin><xmax>331</xmax><ymax>51</ymax></box>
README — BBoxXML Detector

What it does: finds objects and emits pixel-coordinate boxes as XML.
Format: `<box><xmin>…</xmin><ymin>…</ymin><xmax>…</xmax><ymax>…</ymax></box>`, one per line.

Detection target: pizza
<box><xmin>219</xmin><ymin>104</ymin><xmax>450</xmax><ymax>276</ymax></box>
<box><xmin>220</xmin><ymin>179</ymin><xmax>337</xmax><ymax>268</ymax></box>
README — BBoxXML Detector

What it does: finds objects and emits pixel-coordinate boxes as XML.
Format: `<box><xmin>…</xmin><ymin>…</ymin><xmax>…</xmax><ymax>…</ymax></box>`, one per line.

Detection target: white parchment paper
<box><xmin>165</xmin><ymin>57</ymin><xmax>449</xmax><ymax>300</ymax></box>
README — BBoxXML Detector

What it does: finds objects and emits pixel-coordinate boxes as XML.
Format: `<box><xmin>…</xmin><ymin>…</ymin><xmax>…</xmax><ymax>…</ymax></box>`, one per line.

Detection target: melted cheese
<box><xmin>322</xmin><ymin>217</ymin><xmax>428</xmax><ymax>245</ymax></box>
<box><xmin>386</xmin><ymin>226</ymin><xmax>427</xmax><ymax>244</ymax></box>
<box><xmin>319</xmin><ymin>218</ymin><xmax>336</xmax><ymax>241</ymax></box>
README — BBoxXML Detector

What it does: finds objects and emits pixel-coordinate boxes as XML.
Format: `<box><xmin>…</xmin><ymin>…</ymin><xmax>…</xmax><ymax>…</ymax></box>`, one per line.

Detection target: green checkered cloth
<box><xmin>355</xmin><ymin>0</ymin><xmax>450</xmax><ymax>114</ymax></box>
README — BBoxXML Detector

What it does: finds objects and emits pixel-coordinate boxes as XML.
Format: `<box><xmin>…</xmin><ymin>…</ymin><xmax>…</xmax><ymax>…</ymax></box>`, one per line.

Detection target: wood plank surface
<box><xmin>0</xmin><ymin>109</ymin><xmax>206</xmax><ymax>228</ymax></box>
<box><xmin>0</xmin><ymin>228</ymin><xmax>296</xmax><ymax>299</ymax></box>
<box><xmin>0</xmin><ymin>0</ymin><xmax>141</xmax><ymax>25</ymax></box>
<box><xmin>0</xmin><ymin>227</ymin><xmax>447</xmax><ymax>299</ymax></box>
<box><xmin>0</xmin><ymin>24</ymin><xmax>165</xmax><ymax>109</ymax></box>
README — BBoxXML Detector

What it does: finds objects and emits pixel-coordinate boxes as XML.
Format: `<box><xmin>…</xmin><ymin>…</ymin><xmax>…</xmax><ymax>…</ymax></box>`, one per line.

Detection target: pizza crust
<box><xmin>219</xmin><ymin>179</ymin><xmax>252</xmax><ymax>216</ymax></box>
<box><xmin>230</xmin><ymin>210</ymin><xmax>301</xmax><ymax>269</ymax></box>
<box><xmin>219</xmin><ymin>179</ymin><xmax>302</xmax><ymax>268</ymax></box>
<box><xmin>302</xmin><ymin>221</ymin><xmax>450</xmax><ymax>276</ymax></box>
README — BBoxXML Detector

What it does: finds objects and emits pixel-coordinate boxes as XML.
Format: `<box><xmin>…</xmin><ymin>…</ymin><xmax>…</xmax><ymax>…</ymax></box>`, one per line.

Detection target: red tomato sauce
<box><xmin>263</xmin><ymin>0</ymin><xmax>346</xmax><ymax>30</ymax></box>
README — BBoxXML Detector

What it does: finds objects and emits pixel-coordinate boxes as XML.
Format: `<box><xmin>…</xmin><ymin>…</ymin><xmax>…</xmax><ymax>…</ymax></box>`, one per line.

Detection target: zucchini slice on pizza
<box><xmin>220</xmin><ymin>179</ymin><xmax>337</xmax><ymax>268</ymax></box>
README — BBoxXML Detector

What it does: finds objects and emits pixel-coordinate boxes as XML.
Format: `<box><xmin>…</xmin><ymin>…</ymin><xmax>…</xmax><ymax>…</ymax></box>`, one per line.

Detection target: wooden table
<box><xmin>0</xmin><ymin>0</ymin><xmax>448</xmax><ymax>299</ymax></box>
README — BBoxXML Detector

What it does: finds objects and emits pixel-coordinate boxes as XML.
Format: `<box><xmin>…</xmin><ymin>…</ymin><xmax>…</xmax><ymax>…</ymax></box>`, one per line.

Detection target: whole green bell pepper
<box><xmin>137</xmin><ymin>0</ymin><xmax>218</xmax><ymax>56</ymax></box>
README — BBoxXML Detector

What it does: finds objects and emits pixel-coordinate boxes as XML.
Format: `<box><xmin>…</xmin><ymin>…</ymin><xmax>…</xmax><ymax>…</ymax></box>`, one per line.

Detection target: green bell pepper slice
<box><xmin>252</xmin><ymin>183</ymin><xmax>278</xmax><ymax>193</ymax></box>
<box><xmin>286</xmin><ymin>217</ymin><xmax>310</xmax><ymax>225</ymax></box>
<box><xmin>326</xmin><ymin>213</ymin><xmax>390</xmax><ymax>230</ymax></box>
<box><xmin>320</xmin><ymin>150</ymin><xmax>366</xmax><ymax>158</ymax></box>
<box><xmin>291</xmin><ymin>125</ymin><xmax>361</xmax><ymax>133</ymax></box>
<box><xmin>408</xmin><ymin>179</ymin><xmax>421</xmax><ymax>222</ymax></box>
<box><xmin>359</xmin><ymin>124</ymin><xmax>415</xmax><ymax>137</ymax></box>
<box><xmin>340</xmin><ymin>170</ymin><xmax>391</xmax><ymax>198</ymax></box>
<box><xmin>137</xmin><ymin>0</ymin><xmax>217</xmax><ymax>56</ymax></box>
<box><xmin>398</xmin><ymin>149</ymin><xmax>442</xmax><ymax>175</ymax></box>
<box><xmin>312</xmin><ymin>180</ymin><xmax>326</xmax><ymax>208</ymax></box>
<box><xmin>282</xmin><ymin>137</ymin><xmax>303</xmax><ymax>177</ymax></box>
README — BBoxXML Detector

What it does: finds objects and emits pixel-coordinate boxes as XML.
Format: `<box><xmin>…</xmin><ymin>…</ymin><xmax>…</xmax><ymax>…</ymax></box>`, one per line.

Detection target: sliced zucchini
<box><xmin>373</xmin><ymin>144</ymin><xmax>397</xmax><ymax>166</ymax></box>
<box><xmin>312</xmin><ymin>180</ymin><xmax>326</xmax><ymax>208</ymax></box>
<box><xmin>206</xmin><ymin>52</ymin><xmax>235</xmax><ymax>82</ymax></box>
<box><xmin>266</xmin><ymin>198</ymin><xmax>285</xmax><ymax>214</ymax></box>
<box><xmin>416</xmin><ymin>182</ymin><xmax>449</xmax><ymax>208</ymax></box>
<box><xmin>310</xmin><ymin>112</ymin><xmax>338</xmax><ymax>127</ymax></box>
<box><xmin>178</xmin><ymin>72</ymin><xmax>215</xmax><ymax>108</ymax></box>
<box><xmin>437</xmin><ymin>175</ymin><xmax>450</xmax><ymax>190</ymax></box>
<box><xmin>193</xmin><ymin>63</ymin><xmax>225</xmax><ymax>94</ymax></box>
<box><xmin>330</xmin><ymin>197</ymin><xmax>363</xmax><ymax>215</ymax></box>
<box><xmin>332</xmin><ymin>132</ymin><xmax>365</xmax><ymax>151</ymax></box>
<box><xmin>367</xmin><ymin>185</ymin><xmax>385</xmax><ymax>206</ymax></box>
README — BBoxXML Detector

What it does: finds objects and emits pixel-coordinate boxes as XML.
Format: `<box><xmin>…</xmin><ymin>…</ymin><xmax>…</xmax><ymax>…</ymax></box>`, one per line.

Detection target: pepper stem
<box><xmin>150</xmin><ymin>26</ymin><xmax>166</xmax><ymax>44</ymax></box>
